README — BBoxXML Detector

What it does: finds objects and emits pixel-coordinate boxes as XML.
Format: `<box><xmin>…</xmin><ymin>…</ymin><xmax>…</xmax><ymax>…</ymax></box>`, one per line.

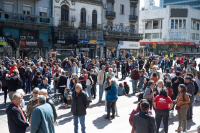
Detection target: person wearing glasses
<box><xmin>27</xmin><ymin>88</ymin><xmax>40</xmax><ymax>123</ymax></box>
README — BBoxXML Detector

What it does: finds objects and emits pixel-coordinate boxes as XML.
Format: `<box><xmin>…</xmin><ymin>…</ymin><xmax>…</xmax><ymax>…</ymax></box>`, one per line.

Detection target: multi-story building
<box><xmin>102</xmin><ymin>0</ymin><xmax>142</xmax><ymax>58</ymax></box>
<box><xmin>160</xmin><ymin>0</ymin><xmax>200</xmax><ymax>10</ymax></box>
<box><xmin>53</xmin><ymin>0</ymin><xmax>103</xmax><ymax>59</ymax></box>
<box><xmin>139</xmin><ymin>5</ymin><xmax>200</xmax><ymax>56</ymax></box>
<box><xmin>0</xmin><ymin>0</ymin><xmax>53</xmax><ymax>59</ymax></box>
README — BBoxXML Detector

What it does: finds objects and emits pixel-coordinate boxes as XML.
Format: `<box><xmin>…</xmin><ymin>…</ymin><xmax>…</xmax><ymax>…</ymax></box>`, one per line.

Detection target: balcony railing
<box><xmin>79</xmin><ymin>22</ymin><xmax>102</xmax><ymax>30</ymax></box>
<box><xmin>104</xmin><ymin>31</ymin><xmax>143</xmax><ymax>39</ymax></box>
<box><xmin>78</xmin><ymin>30</ymin><xmax>103</xmax><ymax>40</ymax></box>
<box><xmin>130</xmin><ymin>0</ymin><xmax>138</xmax><ymax>2</ymax></box>
<box><xmin>129</xmin><ymin>15</ymin><xmax>138</xmax><ymax>21</ymax></box>
<box><xmin>105</xmin><ymin>11</ymin><xmax>116</xmax><ymax>19</ymax></box>
<box><xmin>79</xmin><ymin>0</ymin><xmax>102</xmax><ymax>4</ymax></box>
<box><xmin>59</xmin><ymin>20</ymin><xmax>74</xmax><ymax>28</ymax></box>
<box><xmin>0</xmin><ymin>11</ymin><xmax>53</xmax><ymax>25</ymax></box>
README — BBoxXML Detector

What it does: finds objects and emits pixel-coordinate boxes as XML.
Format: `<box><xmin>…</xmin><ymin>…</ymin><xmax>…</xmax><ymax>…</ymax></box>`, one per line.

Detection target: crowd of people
<box><xmin>0</xmin><ymin>54</ymin><xmax>200</xmax><ymax>133</ymax></box>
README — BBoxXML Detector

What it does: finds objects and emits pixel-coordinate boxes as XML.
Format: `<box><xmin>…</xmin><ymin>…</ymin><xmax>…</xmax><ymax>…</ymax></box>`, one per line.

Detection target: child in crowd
<box><xmin>64</xmin><ymin>88</ymin><xmax>72</xmax><ymax>108</ymax></box>
<box><xmin>118</xmin><ymin>83</ymin><xmax>127</xmax><ymax>96</ymax></box>
<box><xmin>123</xmin><ymin>81</ymin><xmax>130</xmax><ymax>94</ymax></box>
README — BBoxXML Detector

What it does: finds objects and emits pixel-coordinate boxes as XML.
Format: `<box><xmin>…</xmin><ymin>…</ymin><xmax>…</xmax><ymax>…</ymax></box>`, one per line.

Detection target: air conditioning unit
<box><xmin>103</xmin><ymin>4</ymin><xmax>107</xmax><ymax>9</ymax></box>
<box><xmin>141</xmin><ymin>7</ymin><xmax>145</xmax><ymax>11</ymax></box>
<box><xmin>20</xmin><ymin>36</ymin><xmax>26</xmax><ymax>39</ymax></box>
<box><xmin>27</xmin><ymin>36</ymin><xmax>34</xmax><ymax>39</ymax></box>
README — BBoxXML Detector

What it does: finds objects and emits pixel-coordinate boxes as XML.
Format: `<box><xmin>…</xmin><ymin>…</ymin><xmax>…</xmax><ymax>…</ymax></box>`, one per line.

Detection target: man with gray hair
<box><xmin>31</xmin><ymin>95</ymin><xmax>55</xmax><ymax>133</ymax></box>
<box><xmin>71</xmin><ymin>83</ymin><xmax>90</xmax><ymax>133</ymax></box>
<box><xmin>6</xmin><ymin>93</ymin><xmax>29</xmax><ymax>133</ymax></box>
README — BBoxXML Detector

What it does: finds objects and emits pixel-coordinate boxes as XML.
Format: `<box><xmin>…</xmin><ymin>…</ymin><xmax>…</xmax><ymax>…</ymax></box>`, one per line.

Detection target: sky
<box><xmin>140</xmin><ymin>0</ymin><xmax>160</xmax><ymax>9</ymax></box>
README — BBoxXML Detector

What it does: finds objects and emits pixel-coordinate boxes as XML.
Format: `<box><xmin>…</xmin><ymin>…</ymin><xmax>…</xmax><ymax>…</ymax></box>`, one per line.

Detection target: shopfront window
<box><xmin>107</xmin><ymin>48</ymin><xmax>116</xmax><ymax>58</ymax></box>
<box><xmin>152</xmin><ymin>33</ymin><xmax>159</xmax><ymax>39</ymax></box>
<box><xmin>171</xmin><ymin>19</ymin><xmax>174</xmax><ymax>29</ymax></box>
<box><xmin>145</xmin><ymin>21</ymin><xmax>152</xmax><ymax>29</ymax></box>
<box><xmin>145</xmin><ymin>33</ymin><xmax>151</xmax><ymax>39</ymax></box>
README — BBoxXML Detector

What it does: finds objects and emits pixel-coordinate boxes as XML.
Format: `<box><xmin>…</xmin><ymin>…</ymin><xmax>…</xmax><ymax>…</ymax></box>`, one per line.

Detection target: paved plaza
<box><xmin>0</xmin><ymin>72</ymin><xmax>200</xmax><ymax>133</ymax></box>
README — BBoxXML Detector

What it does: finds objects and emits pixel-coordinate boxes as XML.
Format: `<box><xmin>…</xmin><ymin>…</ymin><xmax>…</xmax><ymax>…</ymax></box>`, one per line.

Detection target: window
<box><xmin>145</xmin><ymin>33</ymin><xmax>151</xmax><ymax>39</ymax></box>
<box><xmin>61</xmin><ymin>5</ymin><xmax>69</xmax><ymax>21</ymax></box>
<box><xmin>152</xmin><ymin>33</ymin><xmax>159</xmax><ymax>39</ymax></box>
<box><xmin>145</xmin><ymin>21</ymin><xmax>152</xmax><ymax>29</ymax></box>
<box><xmin>174</xmin><ymin>32</ymin><xmax>178</xmax><ymax>39</ymax></box>
<box><xmin>191</xmin><ymin>33</ymin><xmax>195</xmax><ymax>40</ymax></box>
<box><xmin>107</xmin><ymin>2</ymin><xmax>113</xmax><ymax>12</ymax></box>
<box><xmin>130</xmin><ymin>25</ymin><xmax>135</xmax><ymax>33</ymax></box>
<box><xmin>92</xmin><ymin>10</ymin><xmax>97</xmax><ymax>29</ymax></box>
<box><xmin>196</xmin><ymin>34</ymin><xmax>199</xmax><ymax>40</ymax></box>
<box><xmin>39</xmin><ymin>7</ymin><xmax>47</xmax><ymax>17</ymax></box>
<box><xmin>182</xmin><ymin>32</ymin><xmax>185</xmax><ymax>39</ymax></box>
<box><xmin>81</xmin><ymin>8</ymin><xmax>86</xmax><ymax>23</ymax></box>
<box><xmin>130</xmin><ymin>7</ymin><xmax>135</xmax><ymax>15</ymax></box>
<box><xmin>171</xmin><ymin>19</ymin><xmax>174</xmax><ymax>29</ymax></box>
<box><xmin>170</xmin><ymin>32</ymin><xmax>174</xmax><ymax>39</ymax></box>
<box><xmin>4</xmin><ymin>2</ymin><xmax>14</xmax><ymax>12</ymax></box>
<box><xmin>19</xmin><ymin>29</ymin><xmax>38</xmax><ymax>39</ymax></box>
<box><xmin>192</xmin><ymin>20</ymin><xmax>197</xmax><ymax>30</ymax></box>
<box><xmin>183</xmin><ymin>20</ymin><xmax>186</xmax><ymax>29</ymax></box>
<box><xmin>23</xmin><ymin>5</ymin><xmax>31</xmax><ymax>15</ymax></box>
<box><xmin>153</xmin><ymin>21</ymin><xmax>159</xmax><ymax>29</ymax></box>
<box><xmin>178</xmin><ymin>32</ymin><xmax>181</xmax><ymax>39</ymax></box>
<box><xmin>120</xmin><ymin>5</ymin><xmax>124</xmax><ymax>14</ymax></box>
<box><xmin>175</xmin><ymin>19</ymin><xmax>178</xmax><ymax>29</ymax></box>
<box><xmin>197</xmin><ymin>22</ymin><xmax>199</xmax><ymax>30</ymax></box>
<box><xmin>179</xmin><ymin>20</ymin><xmax>182</xmax><ymax>29</ymax></box>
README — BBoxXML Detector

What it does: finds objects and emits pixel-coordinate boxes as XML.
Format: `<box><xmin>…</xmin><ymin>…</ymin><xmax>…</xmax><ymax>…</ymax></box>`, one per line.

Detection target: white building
<box><xmin>139</xmin><ymin>5</ymin><xmax>200</xmax><ymax>56</ymax></box>
<box><xmin>102</xmin><ymin>0</ymin><xmax>142</xmax><ymax>58</ymax></box>
<box><xmin>52</xmin><ymin>0</ymin><xmax>103</xmax><ymax>59</ymax></box>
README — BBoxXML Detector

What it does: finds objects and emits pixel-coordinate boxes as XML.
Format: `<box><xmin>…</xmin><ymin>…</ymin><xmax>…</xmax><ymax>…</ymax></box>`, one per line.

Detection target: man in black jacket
<box><xmin>6</xmin><ymin>93</ymin><xmax>29</xmax><ymax>133</ymax></box>
<box><xmin>81</xmin><ymin>56</ymin><xmax>85</xmax><ymax>70</ymax></box>
<box><xmin>71</xmin><ymin>83</ymin><xmax>89</xmax><ymax>133</ymax></box>
<box><xmin>39</xmin><ymin>89</ymin><xmax>57</xmax><ymax>122</ymax></box>
<box><xmin>133</xmin><ymin>101</ymin><xmax>156</xmax><ymax>133</ymax></box>
<box><xmin>90</xmin><ymin>69</ymin><xmax>97</xmax><ymax>99</ymax></box>
<box><xmin>172</xmin><ymin>71</ymin><xmax>184</xmax><ymax>100</ymax></box>
<box><xmin>5</xmin><ymin>70</ymin><xmax>23</xmax><ymax>101</ymax></box>
<box><xmin>57</xmin><ymin>71</ymin><xmax>68</xmax><ymax>100</ymax></box>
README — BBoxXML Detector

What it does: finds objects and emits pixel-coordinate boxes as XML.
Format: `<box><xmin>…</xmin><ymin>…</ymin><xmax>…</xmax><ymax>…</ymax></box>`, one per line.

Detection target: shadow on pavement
<box><xmin>58</xmin><ymin>116</ymin><xmax>73</xmax><ymax>125</ymax></box>
<box><xmin>92</xmin><ymin>114</ymin><xmax>112</xmax><ymax>129</ymax></box>
<box><xmin>89</xmin><ymin>102</ymin><xmax>105</xmax><ymax>108</ymax></box>
<box><xmin>57</xmin><ymin>111</ymin><xmax>72</xmax><ymax>120</ymax></box>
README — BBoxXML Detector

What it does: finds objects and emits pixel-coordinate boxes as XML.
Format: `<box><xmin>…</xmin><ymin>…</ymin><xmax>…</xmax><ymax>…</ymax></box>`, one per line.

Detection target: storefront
<box><xmin>14</xmin><ymin>39</ymin><xmax>43</xmax><ymax>59</ymax></box>
<box><xmin>0</xmin><ymin>37</ymin><xmax>12</xmax><ymax>56</ymax></box>
<box><xmin>77</xmin><ymin>39</ymin><xmax>103</xmax><ymax>59</ymax></box>
<box><xmin>140</xmin><ymin>42</ymin><xmax>195</xmax><ymax>55</ymax></box>
<box><xmin>104</xmin><ymin>40</ymin><xmax>118</xmax><ymax>59</ymax></box>
<box><xmin>119</xmin><ymin>41</ymin><xmax>140</xmax><ymax>58</ymax></box>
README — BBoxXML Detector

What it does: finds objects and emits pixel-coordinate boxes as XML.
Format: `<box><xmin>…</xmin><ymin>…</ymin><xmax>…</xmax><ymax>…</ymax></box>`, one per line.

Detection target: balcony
<box><xmin>58</xmin><ymin>20</ymin><xmax>74</xmax><ymax>28</ymax></box>
<box><xmin>0</xmin><ymin>11</ymin><xmax>53</xmax><ymax>28</ymax></box>
<box><xmin>79</xmin><ymin>22</ymin><xmax>102</xmax><ymax>30</ymax></box>
<box><xmin>79</xmin><ymin>0</ymin><xmax>102</xmax><ymax>5</ymax></box>
<box><xmin>130</xmin><ymin>0</ymin><xmax>138</xmax><ymax>3</ymax></box>
<box><xmin>129</xmin><ymin>15</ymin><xmax>138</xmax><ymax>22</ymax></box>
<box><xmin>105</xmin><ymin>11</ymin><xmax>116</xmax><ymax>19</ymax></box>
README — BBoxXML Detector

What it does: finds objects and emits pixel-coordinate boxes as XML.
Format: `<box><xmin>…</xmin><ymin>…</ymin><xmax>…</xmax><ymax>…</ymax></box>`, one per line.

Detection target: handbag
<box><xmin>175</xmin><ymin>106</ymin><xmax>181</xmax><ymax>111</ymax></box>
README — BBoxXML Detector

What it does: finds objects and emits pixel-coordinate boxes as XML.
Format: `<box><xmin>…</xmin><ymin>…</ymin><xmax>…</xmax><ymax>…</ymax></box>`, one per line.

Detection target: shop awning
<box><xmin>140</xmin><ymin>42</ymin><xmax>195</xmax><ymax>45</ymax></box>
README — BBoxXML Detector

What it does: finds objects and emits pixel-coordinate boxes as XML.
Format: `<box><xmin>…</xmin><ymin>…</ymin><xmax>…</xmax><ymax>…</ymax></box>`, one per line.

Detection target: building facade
<box><xmin>102</xmin><ymin>0</ymin><xmax>142</xmax><ymax>58</ymax></box>
<box><xmin>53</xmin><ymin>0</ymin><xmax>103</xmax><ymax>59</ymax></box>
<box><xmin>0</xmin><ymin>0</ymin><xmax>53</xmax><ymax>59</ymax></box>
<box><xmin>160</xmin><ymin>0</ymin><xmax>200</xmax><ymax>10</ymax></box>
<box><xmin>139</xmin><ymin>5</ymin><xmax>200</xmax><ymax>56</ymax></box>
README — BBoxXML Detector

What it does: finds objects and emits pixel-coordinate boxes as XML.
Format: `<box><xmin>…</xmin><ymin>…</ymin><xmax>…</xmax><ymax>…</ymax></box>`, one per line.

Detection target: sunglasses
<box><xmin>33</xmin><ymin>92</ymin><xmax>38</xmax><ymax>94</ymax></box>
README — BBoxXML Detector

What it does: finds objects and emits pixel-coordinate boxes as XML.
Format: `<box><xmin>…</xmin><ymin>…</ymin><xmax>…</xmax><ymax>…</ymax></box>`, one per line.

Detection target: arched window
<box><xmin>81</xmin><ymin>8</ymin><xmax>86</xmax><ymax>23</ymax></box>
<box><xmin>92</xmin><ymin>10</ymin><xmax>97</xmax><ymax>29</ymax></box>
<box><xmin>61</xmin><ymin>5</ymin><xmax>69</xmax><ymax>21</ymax></box>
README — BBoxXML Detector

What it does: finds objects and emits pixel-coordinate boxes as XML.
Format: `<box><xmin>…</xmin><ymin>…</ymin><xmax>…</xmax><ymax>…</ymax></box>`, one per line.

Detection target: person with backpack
<box><xmin>184</xmin><ymin>76</ymin><xmax>195</xmax><ymax>121</ymax></box>
<box><xmin>175</xmin><ymin>84</ymin><xmax>190</xmax><ymax>132</ymax></box>
<box><xmin>86</xmin><ymin>72</ymin><xmax>93</xmax><ymax>103</ymax></box>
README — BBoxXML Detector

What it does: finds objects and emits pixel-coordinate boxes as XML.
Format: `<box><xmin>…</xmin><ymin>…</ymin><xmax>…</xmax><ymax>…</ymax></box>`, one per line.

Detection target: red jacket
<box><xmin>167</xmin><ymin>87</ymin><xmax>173</xmax><ymax>98</ymax></box>
<box><xmin>180</xmin><ymin>60</ymin><xmax>184</xmax><ymax>64</ymax></box>
<box><xmin>129</xmin><ymin>108</ymin><xmax>152</xmax><ymax>133</ymax></box>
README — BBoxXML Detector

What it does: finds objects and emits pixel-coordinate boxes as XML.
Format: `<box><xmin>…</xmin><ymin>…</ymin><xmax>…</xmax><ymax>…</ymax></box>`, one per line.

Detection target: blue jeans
<box><xmin>146</xmin><ymin>69</ymin><xmax>149</xmax><ymax>75</ymax></box>
<box><xmin>26</xmin><ymin>81</ymin><xmax>31</xmax><ymax>93</ymax></box>
<box><xmin>86</xmin><ymin>85</ymin><xmax>92</xmax><ymax>100</ymax></box>
<box><xmin>132</xmin><ymin>79</ymin><xmax>138</xmax><ymax>93</ymax></box>
<box><xmin>99</xmin><ymin>84</ymin><xmax>104</xmax><ymax>101</ymax></box>
<box><xmin>73</xmin><ymin>115</ymin><xmax>86</xmax><ymax>133</ymax></box>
